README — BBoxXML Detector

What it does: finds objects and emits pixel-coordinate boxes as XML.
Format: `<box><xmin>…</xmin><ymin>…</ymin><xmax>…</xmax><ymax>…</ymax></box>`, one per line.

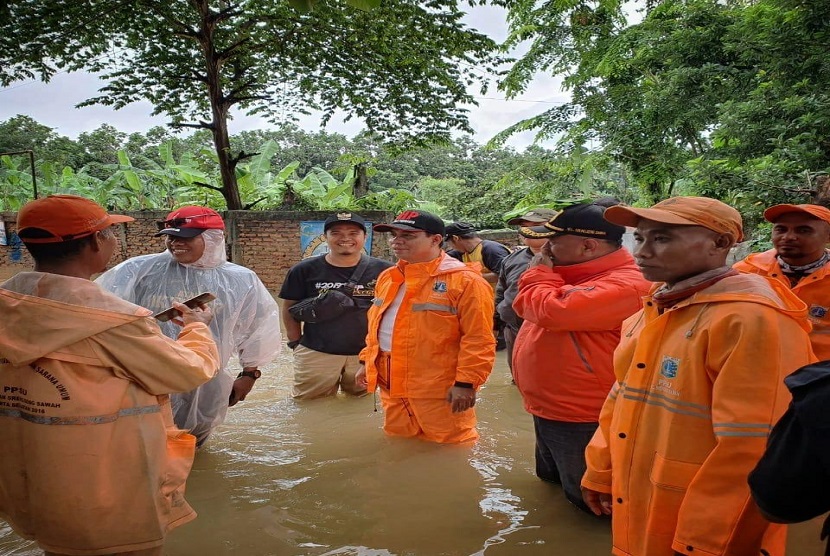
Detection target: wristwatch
<box><xmin>237</xmin><ymin>369</ymin><xmax>262</xmax><ymax>380</ymax></box>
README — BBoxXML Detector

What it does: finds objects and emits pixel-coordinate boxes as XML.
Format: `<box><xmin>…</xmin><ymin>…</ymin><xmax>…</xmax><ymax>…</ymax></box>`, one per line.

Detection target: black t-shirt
<box><xmin>279</xmin><ymin>255</ymin><xmax>393</xmax><ymax>355</ymax></box>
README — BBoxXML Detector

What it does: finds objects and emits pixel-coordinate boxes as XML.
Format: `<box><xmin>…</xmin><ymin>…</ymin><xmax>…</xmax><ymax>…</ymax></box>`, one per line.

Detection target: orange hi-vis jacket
<box><xmin>0</xmin><ymin>273</ymin><xmax>219</xmax><ymax>556</ymax></box>
<box><xmin>360</xmin><ymin>252</ymin><xmax>495</xmax><ymax>398</ymax></box>
<box><xmin>582</xmin><ymin>273</ymin><xmax>816</xmax><ymax>556</ymax></box>
<box><xmin>512</xmin><ymin>248</ymin><xmax>651</xmax><ymax>422</ymax></box>
<box><xmin>734</xmin><ymin>248</ymin><xmax>830</xmax><ymax>359</ymax></box>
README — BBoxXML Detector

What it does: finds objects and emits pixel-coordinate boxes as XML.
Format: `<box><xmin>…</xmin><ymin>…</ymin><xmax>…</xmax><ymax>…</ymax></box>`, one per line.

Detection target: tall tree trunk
<box><xmin>196</xmin><ymin>0</ymin><xmax>243</xmax><ymax>210</ymax></box>
<box><xmin>354</xmin><ymin>162</ymin><xmax>369</xmax><ymax>198</ymax></box>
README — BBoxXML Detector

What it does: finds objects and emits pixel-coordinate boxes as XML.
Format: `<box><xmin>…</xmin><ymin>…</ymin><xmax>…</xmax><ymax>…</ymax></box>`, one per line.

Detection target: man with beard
<box><xmin>280</xmin><ymin>213</ymin><xmax>392</xmax><ymax>399</ymax></box>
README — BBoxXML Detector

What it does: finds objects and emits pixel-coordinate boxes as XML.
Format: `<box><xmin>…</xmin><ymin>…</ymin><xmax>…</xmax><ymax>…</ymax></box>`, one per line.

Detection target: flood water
<box><xmin>1</xmin><ymin>351</ymin><xmax>825</xmax><ymax>555</ymax></box>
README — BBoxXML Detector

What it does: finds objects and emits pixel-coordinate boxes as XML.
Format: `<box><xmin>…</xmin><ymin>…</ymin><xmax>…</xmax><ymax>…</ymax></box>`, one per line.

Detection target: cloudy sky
<box><xmin>0</xmin><ymin>5</ymin><xmax>569</xmax><ymax>150</ymax></box>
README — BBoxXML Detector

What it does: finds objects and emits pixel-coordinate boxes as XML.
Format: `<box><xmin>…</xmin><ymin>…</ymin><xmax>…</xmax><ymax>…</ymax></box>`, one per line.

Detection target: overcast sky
<box><xmin>0</xmin><ymin>5</ymin><xmax>569</xmax><ymax>150</ymax></box>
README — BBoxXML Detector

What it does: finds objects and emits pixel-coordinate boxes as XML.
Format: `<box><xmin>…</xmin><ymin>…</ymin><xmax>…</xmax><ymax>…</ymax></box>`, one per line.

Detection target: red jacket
<box><xmin>512</xmin><ymin>248</ymin><xmax>651</xmax><ymax>422</ymax></box>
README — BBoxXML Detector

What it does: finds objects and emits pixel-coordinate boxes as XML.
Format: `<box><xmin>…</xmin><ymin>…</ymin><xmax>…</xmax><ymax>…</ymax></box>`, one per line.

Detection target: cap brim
<box><xmin>154</xmin><ymin>227</ymin><xmax>206</xmax><ymax>238</ymax></box>
<box><xmin>108</xmin><ymin>214</ymin><xmax>135</xmax><ymax>224</ymax></box>
<box><xmin>374</xmin><ymin>223</ymin><xmax>423</xmax><ymax>233</ymax></box>
<box><xmin>519</xmin><ymin>225</ymin><xmax>557</xmax><ymax>238</ymax></box>
<box><xmin>507</xmin><ymin>216</ymin><xmax>548</xmax><ymax>225</ymax></box>
<box><xmin>603</xmin><ymin>205</ymin><xmax>699</xmax><ymax>228</ymax></box>
<box><xmin>763</xmin><ymin>204</ymin><xmax>830</xmax><ymax>223</ymax></box>
<box><xmin>324</xmin><ymin>221</ymin><xmax>366</xmax><ymax>232</ymax></box>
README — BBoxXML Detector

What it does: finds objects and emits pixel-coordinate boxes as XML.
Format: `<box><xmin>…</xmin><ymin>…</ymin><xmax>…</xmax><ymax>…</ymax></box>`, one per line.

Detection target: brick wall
<box><xmin>0</xmin><ymin>210</ymin><xmax>396</xmax><ymax>290</ymax></box>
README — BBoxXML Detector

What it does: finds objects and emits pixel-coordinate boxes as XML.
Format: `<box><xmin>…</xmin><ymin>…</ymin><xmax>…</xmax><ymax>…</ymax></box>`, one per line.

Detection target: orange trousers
<box><xmin>376</xmin><ymin>352</ymin><xmax>478</xmax><ymax>444</ymax></box>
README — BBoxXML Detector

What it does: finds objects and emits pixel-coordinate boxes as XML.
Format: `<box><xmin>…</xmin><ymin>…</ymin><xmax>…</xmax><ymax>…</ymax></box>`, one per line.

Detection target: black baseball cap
<box><xmin>444</xmin><ymin>221</ymin><xmax>477</xmax><ymax>239</ymax></box>
<box><xmin>520</xmin><ymin>203</ymin><xmax>625</xmax><ymax>241</ymax></box>
<box><xmin>324</xmin><ymin>212</ymin><xmax>366</xmax><ymax>232</ymax></box>
<box><xmin>374</xmin><ymin>210</ymin><xmax>446</xmax><ymax>236</ymax></box>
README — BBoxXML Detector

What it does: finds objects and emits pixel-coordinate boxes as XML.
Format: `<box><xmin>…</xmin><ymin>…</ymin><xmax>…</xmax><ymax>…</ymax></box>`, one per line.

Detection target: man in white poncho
<box><xmin>97</xmin><ymin>206</ymin><xmax>281</xmax><ymax>446</ymax></box>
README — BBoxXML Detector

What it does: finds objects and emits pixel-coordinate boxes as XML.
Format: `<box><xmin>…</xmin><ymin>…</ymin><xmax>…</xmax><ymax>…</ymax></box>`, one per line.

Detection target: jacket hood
<box><xmin>667</xmin><ymin>272</ymin><xmax>811</xmax><ymax>333</ymax></box>
<box><xmin>738</xmin><ymin>249</ymin><xmax>778</xmax><ymax>272</ymax></box>
<box><xmin>0</xmin><ymin>272</ymin><xmax>151</xmax><ymax>366</ymax></box>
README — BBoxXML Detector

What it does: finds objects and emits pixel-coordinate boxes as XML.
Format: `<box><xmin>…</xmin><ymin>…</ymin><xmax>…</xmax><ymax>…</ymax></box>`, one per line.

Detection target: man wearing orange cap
<box><xmin>0</xmin><ymin>195</ymin><xmax>220</xmax><ymax>555</ymax></box>
<box><xmin>97</xmin><ymin>205</ymin><xmax>281</xmax><ymax>446</ymax></box>
<box><xmin>580</xmin><ymin>196</ymin><xmax>815</xmax><ymax>556</ymax></box>
<box><xmin>735</xmin><ymin>203</ymin><xmax>830</xmax><ymax>359</ymax></box>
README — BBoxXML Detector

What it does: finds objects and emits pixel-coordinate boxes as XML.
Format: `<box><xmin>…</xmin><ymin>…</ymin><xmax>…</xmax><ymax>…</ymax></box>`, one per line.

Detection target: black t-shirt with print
<box><xmin>279</xmin><ymin>254</ymin><xmax>393</xmax><ymax>355</ymax></box>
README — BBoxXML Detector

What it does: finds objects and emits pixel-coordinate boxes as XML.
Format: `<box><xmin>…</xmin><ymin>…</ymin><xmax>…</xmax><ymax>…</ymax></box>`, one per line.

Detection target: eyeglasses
<box><xmin>156</xmin><ymin>214</ymin><xmax>214</xmax><ymax>230</ymax></box>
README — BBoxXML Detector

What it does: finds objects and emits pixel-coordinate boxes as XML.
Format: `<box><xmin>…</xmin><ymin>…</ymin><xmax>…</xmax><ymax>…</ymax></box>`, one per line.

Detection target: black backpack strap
<box><xmin>345</xmin><ymin>254</ymin><xmax>371</xmax><ymax>293</ymax></box>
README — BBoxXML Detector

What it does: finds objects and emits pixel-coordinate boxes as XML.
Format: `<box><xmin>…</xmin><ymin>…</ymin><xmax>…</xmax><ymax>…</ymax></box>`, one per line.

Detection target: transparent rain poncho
<box><xmin>96</xmin><ymin>230</ymin><xmax>282</xmax><ymax>444</ymax></box>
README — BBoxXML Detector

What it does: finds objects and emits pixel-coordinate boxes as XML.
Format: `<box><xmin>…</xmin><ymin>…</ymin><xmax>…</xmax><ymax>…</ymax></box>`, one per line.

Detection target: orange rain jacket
<box><xmin>582</xmin><ymin>273</ymin><xmax>815</xmax><ymax>556</ymax></box>
<box><xmin>734</xmin><ymin>248</ymin><xmax>830</xmax><ymax>359</ymax></box>
<box><xmin>0</xmin><ymin>272</ymin><xmax>219</xmax><ymax>556</ymax></box>
<box><xmin>360</xmin><ymin>253</ymin><xmax>495</xmax><ymax>398</ymax></box>
<box><xmin>512</xmin><ymin>248</ymin><xmax>651</xmax><ymax>422</ymax></box>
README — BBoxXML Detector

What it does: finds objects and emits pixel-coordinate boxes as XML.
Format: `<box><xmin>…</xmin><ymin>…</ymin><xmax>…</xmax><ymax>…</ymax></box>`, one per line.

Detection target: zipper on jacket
<box><xmin>569</xmin><ymin>332</ymin><xmax>595</xmax><ymax>373</ymax></box>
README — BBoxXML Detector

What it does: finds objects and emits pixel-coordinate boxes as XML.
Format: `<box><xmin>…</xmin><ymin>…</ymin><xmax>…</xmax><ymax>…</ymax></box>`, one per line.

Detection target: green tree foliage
<box><xmin>1</xmin><ymin>0</ymin><xmax>501</xmax><ymax>209</ymax></box>
<box><xmin>497</xmin><ymin>0</ymin><xmax>830</xmax><ymax>222</ymax></box>
<box><xmin>0</xmin><ymin>115</ymin><xmax>638</xmax><ymax>223</ymax></box>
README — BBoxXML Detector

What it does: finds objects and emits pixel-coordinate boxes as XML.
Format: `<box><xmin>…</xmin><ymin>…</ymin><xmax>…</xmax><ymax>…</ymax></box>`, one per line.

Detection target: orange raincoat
<box><xmin>361</xmin><ymin>253</ymin><xmax>495</xmax><ymax>398</ymax></box>
<box><xmin>0</xmin><ymin>273</ymin><xmax>219</xmax><ymax>555</ymax></box>
<box><xmin>735</xmin><ymin>248</ymin><xmax>830</xmax><ymax>359</ymax></box>
<box><xmin>582</xmin><ymin>273</ymin><xmax>815</xmax><ymax>556</ymax></box>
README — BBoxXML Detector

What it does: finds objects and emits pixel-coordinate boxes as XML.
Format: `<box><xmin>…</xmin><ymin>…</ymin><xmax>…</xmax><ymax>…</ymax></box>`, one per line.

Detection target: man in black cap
<box><xmin>511</xmin><ymin>202</ymin><xmax>651</xmax><ymax>512</ymax></box>
<box><xmin>444</xmin><ymin>221</ymin><xmax>510</xmax><ymax>285</ymax></box>
<box><xmin>355</xmin><ymin>210</ymin><xmax>495</xmax><ymax>443</ymax></box>
<box><xmin>279</xmin><ymin>212</ymin><xmax>392</xmax><ymax>399</ymax></box>
<box><xmin>497</xmin><ymin>208</ymin><xmax>558</xmax><ymax>376</ymax></box>
<box><xmin>445</xmin><ymin>221</ymin><xmax>511</xmax><ymax>350</ymax></box>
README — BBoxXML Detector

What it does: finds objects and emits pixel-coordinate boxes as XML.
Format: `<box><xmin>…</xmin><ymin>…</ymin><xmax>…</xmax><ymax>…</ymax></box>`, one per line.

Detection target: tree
<box><xmin>496</xmin><ymin>0</ymin><xmax>830</xmax><ymax>222</ymax></box>
<box><xmin>2</xmin><ymin>0</ymin><xmax>501</xmax><ymax>210</ymax></box>
<box><xmin>0</xmin><ymin>115</ymin><xmax>87</xmax><ymax>170</ymax></box>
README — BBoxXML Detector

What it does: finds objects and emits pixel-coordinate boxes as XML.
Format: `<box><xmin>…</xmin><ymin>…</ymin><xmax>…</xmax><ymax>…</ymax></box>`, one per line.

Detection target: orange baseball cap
<box><xmin>17</xmin><ymin>194</ymin><xmax>134</xmax><ymax>244</ymax></box>
<box><xmin>763</xmin><ymin>204</ymin><xmax>830</xmax><ymax>225</ymax></box>
<box><xmin>604</xmin><ymin>196</ymin><xmax>744</xmax><ymax>242</ymax></box>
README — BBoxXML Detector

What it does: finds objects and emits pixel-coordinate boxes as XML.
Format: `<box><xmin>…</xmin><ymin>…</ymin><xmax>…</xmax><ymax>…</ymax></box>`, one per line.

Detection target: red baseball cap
<box><xmin>17</xmin><ymin>194</ymin><xmax>134</xmax><ymax>244</ymax></box>
<box><xmin>155</xmin><ymin>206</ymin><xmax>225</xmax><ymax>238</ymax></box>
<box><xmin>763</xmin><ymin>204</ymin><xmax>830</xmax><ymax>225</ymax></box>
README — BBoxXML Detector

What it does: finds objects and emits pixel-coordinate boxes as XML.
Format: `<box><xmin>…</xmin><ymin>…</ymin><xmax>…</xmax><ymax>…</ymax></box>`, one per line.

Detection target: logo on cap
<box><xmin>396</xmin><ymin>210</ymin><xmax>420</xmax><ymax>223</ymax></box>
<box><xmin>337</xmin><ymin>213</ymin><xmax>352</xmax><ymax>220</ymax></box>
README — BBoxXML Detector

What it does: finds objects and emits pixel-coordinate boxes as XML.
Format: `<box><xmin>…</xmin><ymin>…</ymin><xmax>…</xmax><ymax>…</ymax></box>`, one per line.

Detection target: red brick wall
<box><xmin>0</xmin><ymin>210</ymin><xmax>395</xmax><ymax>289</ymax></box>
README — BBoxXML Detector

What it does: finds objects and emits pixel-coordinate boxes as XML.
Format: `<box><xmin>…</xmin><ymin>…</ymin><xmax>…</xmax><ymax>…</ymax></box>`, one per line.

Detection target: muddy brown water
<box><xmin>1</xmin><ymin>352</ymin><xmax>824</xmax><ymax>555</ymax></box>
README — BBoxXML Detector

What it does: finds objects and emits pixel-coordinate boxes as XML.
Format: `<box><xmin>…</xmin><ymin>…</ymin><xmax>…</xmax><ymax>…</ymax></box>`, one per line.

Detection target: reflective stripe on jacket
<box><xmin>0</xmin><ymin>273</ymin><xmax>219</xmax><ymax>555</ymax></box>
<box><xmin>360</xmin><ymin>253</ymin><xmax>495</xmax><ymax>398</ymax></box>
<box><xmin>512</xmin><ymin>248</ymin><xmax>651</xmax><ymax>422</ymax></box>
<box><xmin>582</xmin><ymin>273</ymin><xmax>816</xmax><ymax>556</ymax></box>
<box><xmin>735</xmin><ymin>248</ymin><xmax>830</xmax><ymax>359</ymax></box>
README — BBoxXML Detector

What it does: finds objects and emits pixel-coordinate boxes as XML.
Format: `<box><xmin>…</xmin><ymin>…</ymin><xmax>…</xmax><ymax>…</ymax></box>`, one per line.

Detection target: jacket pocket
<box><xmin>161</xmin><ymin>430</ymin><xmax>197</xmax><ymax>515</ymax></box>
<box><xmin>645</xmin><ymin>452</ymin><xmax>700</xmax><ymax>538</ymax></box>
